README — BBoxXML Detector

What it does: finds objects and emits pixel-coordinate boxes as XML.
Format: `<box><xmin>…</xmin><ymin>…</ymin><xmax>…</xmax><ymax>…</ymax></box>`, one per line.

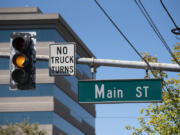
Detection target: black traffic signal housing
<box><xmin>9</xmin><ymin>32</ymin><xmax>36</xmax><ymax>90</ymax></box>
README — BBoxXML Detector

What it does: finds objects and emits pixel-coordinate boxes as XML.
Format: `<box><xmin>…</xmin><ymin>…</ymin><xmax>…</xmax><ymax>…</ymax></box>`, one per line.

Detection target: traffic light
<box><xmin>9</xmin><ymin>32</ymin><xmax>36</xmax><ymax>90</ymax></box>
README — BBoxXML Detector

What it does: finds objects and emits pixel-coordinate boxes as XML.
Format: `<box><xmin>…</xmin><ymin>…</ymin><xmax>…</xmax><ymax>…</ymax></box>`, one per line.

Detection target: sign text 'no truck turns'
<box><xmin>49</xmin><ymin>43</ymin><xmax>76</xmax><ymax>76</ymax></box>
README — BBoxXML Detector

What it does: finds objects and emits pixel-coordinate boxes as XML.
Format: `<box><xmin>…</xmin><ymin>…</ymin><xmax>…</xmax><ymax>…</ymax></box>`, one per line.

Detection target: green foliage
<box><xmin>126</xmin><ymin>43</ymin><xmax>180</xmax><ymax>135</ymax></box>
<box><xmin>0</xmin><ymin>119</ymin><xmax>47</xmax><ymax>135</ymax></box>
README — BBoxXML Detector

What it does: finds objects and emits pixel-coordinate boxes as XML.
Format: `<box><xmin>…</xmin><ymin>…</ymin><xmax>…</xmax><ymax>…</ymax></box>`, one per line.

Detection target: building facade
<box><xmin>0</xmin><ymin>7</ymin><xmax>96</xmax><ymax>135</ymax></box>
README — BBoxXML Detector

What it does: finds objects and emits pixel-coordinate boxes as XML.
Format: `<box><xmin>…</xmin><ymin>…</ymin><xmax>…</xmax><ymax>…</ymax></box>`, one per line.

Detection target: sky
<box><xmin>0</xmin><ymin>0</ymin><xmax>179</xmax><ymax>134</ymax></box>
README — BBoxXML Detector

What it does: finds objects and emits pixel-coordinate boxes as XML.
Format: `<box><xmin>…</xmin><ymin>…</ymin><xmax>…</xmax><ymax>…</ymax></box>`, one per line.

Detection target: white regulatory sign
<box><xmin>49</xmin><ymin>43</ymin><xmax>76</xmax><ymax>76</ymax></box>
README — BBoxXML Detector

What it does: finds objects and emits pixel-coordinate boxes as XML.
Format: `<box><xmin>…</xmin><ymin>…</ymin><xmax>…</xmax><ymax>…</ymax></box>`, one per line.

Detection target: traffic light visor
<box><xmin>12</xmin><ymin>54</ymin><xmax>28</xmax><ymax>68</ymax></box>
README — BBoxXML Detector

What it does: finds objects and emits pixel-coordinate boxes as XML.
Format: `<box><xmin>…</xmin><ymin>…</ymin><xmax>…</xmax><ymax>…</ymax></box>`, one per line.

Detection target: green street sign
<box><xmin>78</xmin><ymin>79</ymin><xmax>162</xmax><ymax>103</ymax></box>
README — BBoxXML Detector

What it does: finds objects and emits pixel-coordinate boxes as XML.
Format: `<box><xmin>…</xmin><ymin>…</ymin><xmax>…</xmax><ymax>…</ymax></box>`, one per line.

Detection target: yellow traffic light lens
<box><xmin>12</xmin><ymin>54</ymin><xmax>28</xmax><ymax>68</ymax></box>
<box><xmin>16</xmin><ymin>55</ymin><xmax>25</xmax><ymax>68</ymax></box>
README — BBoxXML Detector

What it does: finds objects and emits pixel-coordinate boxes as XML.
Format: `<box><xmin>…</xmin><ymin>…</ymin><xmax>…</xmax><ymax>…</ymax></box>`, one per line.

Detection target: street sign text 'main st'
<box><xmin>78</xmin><ymin>79</ymin><xmax>162</xmax><ymax>103</ymax></box>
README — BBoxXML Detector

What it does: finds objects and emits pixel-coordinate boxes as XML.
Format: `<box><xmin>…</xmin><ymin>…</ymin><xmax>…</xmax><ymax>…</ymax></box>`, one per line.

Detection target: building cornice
<box><xmin>0</xmin><ymin>8</ymin><xmax>95</xmax><ymax>58</ymax></box>
<box><xmin>0</xmin><ymin>7</ymin><xmax>42</xmax><ymax>14</ymax></box>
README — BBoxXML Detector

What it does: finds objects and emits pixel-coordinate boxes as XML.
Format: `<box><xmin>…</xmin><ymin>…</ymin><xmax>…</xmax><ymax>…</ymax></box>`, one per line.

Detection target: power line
<box><xmin>93</xmin><ymin>0</ymin><xmax>159</xmax><ymax>79</ymax></box>
<box><xmin>134</xmin><ymin>0</ymin><xmax>180</xmax><ymax>94</ymax></box>
<box><xmin>160</xmin><ymin>0</ymin><xmax>180</xmax><ymax>35</ymax></box>
<box><xmin>93</xmin><ymin>0</ymin><xmax>176</xmax><ymax>93</ymax></box>
<box><xmin>134</xmin><ymin>0</ymin><xmax>180</xmax><ymax>66</ymax></box>
<box><xmin>77</xmin><ymin>116</ymin><xmax>149</xmax><ymax>119</ymax></box>
<box><xmin>96</xmin><ymin>116</ymin><xmax>149</xmax><ymax>119</ymax></box>
<box><xmin>134</xmin><ymin>0</ymin><xmax>180</xmax><ymax>93</ymax></box>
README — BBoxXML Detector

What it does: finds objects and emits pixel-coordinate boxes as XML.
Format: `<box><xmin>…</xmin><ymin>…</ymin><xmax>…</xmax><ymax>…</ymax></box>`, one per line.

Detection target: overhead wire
<box><xmin>93</xmin><ymin>0</ymin><xmax>159</xmax><ymax>79</ymax></box>
<box><xmin>75</xmin><ymin>116</ymin><xmax>150</xmax><ymax>119</ymax></box>
<box><xmin>92</xmin><ymin>0</ymin><xmax>179</xmax><ymax>118</ymax></box>
<box><xmin>134</xmin><ymin>0</ymin><xmax>180</xmax><ymax>93</ymax></box>
<box><xmin>160</xmin><ymin>0</ymin><xmax>180</xmax><ymax>35</ymax></box>
<box><xmin>134</xmin><ymin>0</ymin><xmax>180</xmax><ymax>66</ymax></box>
<box><xmin>134</xmin><ymin>0</ymin><xmax>180</xmax><ymax>95</ymax></box>
<box><xmin>121</xmin><ymin>0</ymin><xmax>180</xmax><ymax>104</ymax></box>
<box><xmin>95</xmin><ymin>116</ymin><xmax>149</xmax><ymax>119</ymax></box>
